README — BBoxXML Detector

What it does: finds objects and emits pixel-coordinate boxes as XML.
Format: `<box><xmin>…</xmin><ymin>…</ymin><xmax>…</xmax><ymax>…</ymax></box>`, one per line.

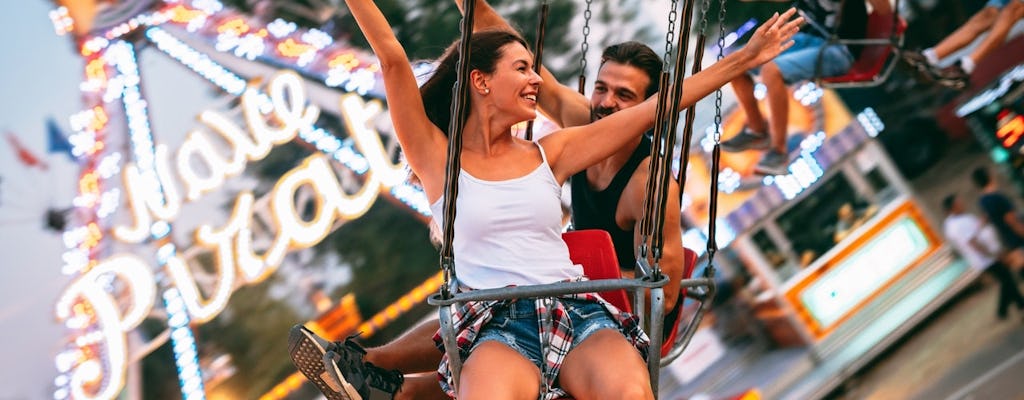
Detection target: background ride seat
<box><xmin>820</xmin><ymin>11</ymin><xmax>907</xmax><ymax>88</ymax></box>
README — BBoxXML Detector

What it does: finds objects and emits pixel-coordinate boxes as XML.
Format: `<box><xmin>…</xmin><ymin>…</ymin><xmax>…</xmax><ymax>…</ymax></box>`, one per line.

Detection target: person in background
<box><xmin>942</xmin><ymin>193</ymin><xmax>1024</xmax><ymax>320</ymax></box>
<box><xmin>972</xmin><ymin>166</ymin><xmax>1024</xmax><ymax>280</ymax></box>
<box><xmin>720</xmin><ymin>0</ymin><xmax>893</xmax><ymax>175</ymax></box>
<box><xmin>902</xmin><ymin>0</ymin><xmax>1024</xmax><ymax>89</ymax></box>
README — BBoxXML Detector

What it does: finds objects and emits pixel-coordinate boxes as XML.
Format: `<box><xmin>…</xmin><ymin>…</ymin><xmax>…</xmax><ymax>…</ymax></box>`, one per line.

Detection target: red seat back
<box><xmin>823</xmin><ymin>13</ymin><xmax>906</xmax><ymax>84</ymax></box>
<box><xmin>562</xmin><ymin>229</ymin><xmax>700</xmax><ymax>356</ymax></box>
<box><xmin>562</xmin><ymin>229</ymin><xmax>632</xmax><ymax>313</ymax></box>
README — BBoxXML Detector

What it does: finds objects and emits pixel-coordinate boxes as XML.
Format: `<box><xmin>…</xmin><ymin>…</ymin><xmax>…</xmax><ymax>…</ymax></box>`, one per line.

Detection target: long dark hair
<box><xmin>420</xmin><ymin>29</ymin><xmax>529</xmax><ymax>134</ymax></box>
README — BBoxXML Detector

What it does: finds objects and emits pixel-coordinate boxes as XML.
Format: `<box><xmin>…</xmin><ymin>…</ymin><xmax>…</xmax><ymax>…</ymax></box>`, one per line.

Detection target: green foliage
<box><xmin>319</xmin><ymin>198</ymin><xmax>440</xmax><ymax>346</ymax></box>
<box><xmin>198</xmin><ymin>276</ymin><xmax>305</xmax><ymax>399</ymax></box>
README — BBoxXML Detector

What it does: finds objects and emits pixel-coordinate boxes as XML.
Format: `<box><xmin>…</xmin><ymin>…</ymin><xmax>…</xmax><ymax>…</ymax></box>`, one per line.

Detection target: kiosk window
<box><xmin>775</xmin><ymin>173</ymin><xmax>872</xmax><ymax>268</ymax></box>
<box><xmin>864</xmin><ymin>167</ymin><xmax>895</xmax><ymax>203</ymax></box>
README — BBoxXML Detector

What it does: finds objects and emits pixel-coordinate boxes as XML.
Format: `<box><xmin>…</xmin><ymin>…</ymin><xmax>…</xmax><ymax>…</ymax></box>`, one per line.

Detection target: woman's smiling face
<box><xmin>480</xmin><ymin>42</ymin><xmax>543</xmax><ymax>123</ymax></box>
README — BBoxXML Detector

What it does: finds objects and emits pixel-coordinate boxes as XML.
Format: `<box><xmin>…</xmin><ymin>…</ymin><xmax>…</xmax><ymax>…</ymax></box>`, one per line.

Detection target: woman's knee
<box><xmin>968</xmin><ymin>6</ymin><xmax>1000</xmax><ymax>29</ymax></box>
<box><xmin>588</xmin><ymin>376</ymin><xmax>653</xmax><ymax>400</ymax></box>
<box><xmin>1004</xmin><ymin>1</ymin><xmax>1024</xmax><ymax>19</ymax></box>
<box><xmin>459</xmin><ymin>342</ymin><xmax>540</xmax><ymax>400</ymax></box>
<box><xmin>616</xmin><ymin>382</ymin><xmax>655</xmax><ymax>400</ymax></box>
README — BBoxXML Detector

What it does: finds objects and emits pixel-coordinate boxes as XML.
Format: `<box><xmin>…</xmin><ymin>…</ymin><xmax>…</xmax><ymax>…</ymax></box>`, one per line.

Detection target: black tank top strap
<box><xmin>570</xmin><ymin>134</ymin><xmax>652</xmax><ymax>269</ymax></box>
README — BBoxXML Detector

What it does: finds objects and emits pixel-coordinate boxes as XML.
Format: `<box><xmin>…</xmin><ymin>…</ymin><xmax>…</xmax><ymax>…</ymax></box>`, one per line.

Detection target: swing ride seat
<box><xmin>561</xmin><ymin>229</ymin><xmax>709</xmax><ymax>364</ymax></box>
<box><xmin>819</xmin><ymin>11</ymin><xmax>907</xmax><ymax>88</ymax></box>
<box><xmin>427</xmin><ymin>230</ymin><xmax>672</xmax><ymax>396</ymax></box>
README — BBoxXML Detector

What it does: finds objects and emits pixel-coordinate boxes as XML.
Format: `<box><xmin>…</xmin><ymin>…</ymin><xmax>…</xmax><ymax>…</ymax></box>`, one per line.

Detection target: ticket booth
<box><xmin>680</xmin><ymin>90</ymin><xmax>969</xmax><ymax>359</ymax></box>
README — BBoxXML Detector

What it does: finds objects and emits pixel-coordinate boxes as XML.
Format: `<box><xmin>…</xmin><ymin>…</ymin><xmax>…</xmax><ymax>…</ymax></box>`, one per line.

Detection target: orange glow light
<box><xmin>328</xmin><ymin>53</ymin><xmax>359</xmax><ymax>70</ymax></box>
<box><xmin>996</xmin><ymin>113</ymin><xmax>1023</xmax><ymax>149</ymax></box>
<box><xmin>169</xmin><ymin>5</ymin><xmax>205</xmax><ymax>24</ymax></box>
<box><xmin>85</xmin><ymin>59</ymin><xmax>107</xmax><ymax>82</ymax></box>
<box><xmin>217</xmin><ymin>18</ymin><xmax>249</xmax><ymax>35</ymax></box>
<box><xmin>276</xmin><ymin>38</ymin><xmax>314</xmax><ymax>58</ymax></box>
<box><xmin>90</xmin><ymin>106</ymin><xmax>108</xmax><ymax>131</ymax></box>
<box><xmin>82</xmin><ymin>222</ymin><xmax>103</xmax><ymax>248</ymax></box>
<box><xmin>80</xmin><ymin>172</ymin><xmax>100</xmax><ymax>196</ymax></box>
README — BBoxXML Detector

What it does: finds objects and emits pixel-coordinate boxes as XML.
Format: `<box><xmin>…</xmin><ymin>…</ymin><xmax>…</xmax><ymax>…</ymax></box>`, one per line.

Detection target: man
<box><xmin>288</xmin><ymin>2</ymin><xmax>801</xmax><ymax>399</ymax></box>
<box><xmin>972</xmin><ymin>166</ymin><xmax>1024</xmax><ymax>278</ymax></box>
<box><xmin>720</xmin><ymin>0</ymin><xmax>892</xmax><ymax>175</ymax></box>
<box><xmin>903</xmin><ymin>0</ymin><xmax>1024</xmax><ymax>89</ymax></box>
<box><xmin>942</xmin><ymin>193</ymin><xmax>1024</xmax><ymax>320</ymax></box>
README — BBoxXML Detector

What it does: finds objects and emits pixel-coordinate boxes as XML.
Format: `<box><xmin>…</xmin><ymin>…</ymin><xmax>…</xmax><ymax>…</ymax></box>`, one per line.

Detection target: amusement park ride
<box><xmin>42</xmin><ymin>0</ymin><xmax>970</xmax><ymax>399</ymax></box>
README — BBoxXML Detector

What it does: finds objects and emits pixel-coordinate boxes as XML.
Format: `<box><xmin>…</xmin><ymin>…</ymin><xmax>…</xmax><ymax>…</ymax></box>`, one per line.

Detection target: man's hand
<box><xmin>742</xmin><ymin>8</ymin><xmax>804</xmax><ymax>68</ymax></box>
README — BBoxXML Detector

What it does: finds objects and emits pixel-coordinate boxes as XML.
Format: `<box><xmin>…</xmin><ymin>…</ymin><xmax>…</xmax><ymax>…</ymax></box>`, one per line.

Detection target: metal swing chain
<box><xmin>706</xmin><ymin>0</ymin><xmax>728</xmax><ymax>263</ymax></box>
<box><xmin>638</xmin><ymin>0</ymin><xmax>678</xmax><ymax>264</ymax></box>
<box><xmin>577</xmin><ymin>0</ymin><xmax>593</xmax><ymax>94</ymax></box>
<box><xmin>524</xmin><ymin>0</ymin><xmax>551</xmax><ymax>141</ymax></box>
<box><xmin>439</xmin><ymin>0</ymin><xmax>477</xmax><ymax>299</ymax></box>
<box><xmin>654</xmin><ymin>0</ymin><xmax>700</xmax><ymax>261</ymax></box>
<box><xmin>676</xmin><ymin>0</ymin><xmax>712</xmax><ymax>201</ymax></box>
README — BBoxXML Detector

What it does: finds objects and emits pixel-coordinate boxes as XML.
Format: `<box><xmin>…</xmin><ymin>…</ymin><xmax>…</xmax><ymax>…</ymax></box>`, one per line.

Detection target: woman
<box><xmin>342</xmin><ymin>1</ymin><xmax>799</xmax><ymax>398</ymax></box>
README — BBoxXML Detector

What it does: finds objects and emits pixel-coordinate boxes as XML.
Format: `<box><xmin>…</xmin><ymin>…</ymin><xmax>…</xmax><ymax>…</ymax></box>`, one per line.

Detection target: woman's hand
<box><xmin>742</xmin><ymin>8</ymin><xmax>804</xmax><ymax>68</ymax></box>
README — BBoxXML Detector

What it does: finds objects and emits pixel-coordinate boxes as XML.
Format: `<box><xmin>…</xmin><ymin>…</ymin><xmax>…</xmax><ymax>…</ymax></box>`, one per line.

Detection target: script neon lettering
<box><xmin>55</xmin><ymin>255</ymin><xmax>156</xmax><ymax>400</ymax></box>
<box><xmin>58</xmin><ymin>70</ymin><xmax>415</xmax><ymax>399</ymax></box>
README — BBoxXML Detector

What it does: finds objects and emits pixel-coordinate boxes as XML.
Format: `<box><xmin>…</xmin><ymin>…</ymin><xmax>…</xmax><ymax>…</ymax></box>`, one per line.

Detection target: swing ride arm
<box><xmin>427</xmin><ymin>276</ymin><xmax>669</xmax><ymax>306</ymax></box>
<box><xmin>427</xmin><ymin>275</ymin><xmax>671</xmax><ymax>395</ymax></box>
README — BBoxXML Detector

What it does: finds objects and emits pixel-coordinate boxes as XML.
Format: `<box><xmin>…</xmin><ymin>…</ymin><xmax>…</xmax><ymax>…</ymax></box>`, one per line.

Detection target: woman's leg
<box><xmin>458</xmin><ymin>341</ymin><xmax>541</xmax><ymax>400</ymax></box>
<box><xmin>558</xmin><ymin>329</ymin><xmax>654</xmax><ymax>400</ymax></box>
<box><xmin>394</xmin><ymin>374</ymin><xmax>449</xmax><ymax>400</ymax></box>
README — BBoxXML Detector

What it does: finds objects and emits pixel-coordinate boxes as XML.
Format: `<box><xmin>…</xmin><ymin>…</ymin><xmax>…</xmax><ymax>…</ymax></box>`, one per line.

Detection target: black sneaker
<box><xmin>901</xmin><ymin>50</ymin><xmax>930</xmax><ymax>71</ymax></box>
<box><xmin>720</xmin><ymin>128</ymin><xmax>770</xmax><ymax>152</ymax></box>
<box><xmin>325</xmin><ymin>351</ymin><xmax>404</xmax><ymax>399</ymax></box>
<box><xmin>931</xmin><ymin>63</ymin><xmax>969</xmax><ymax>90</ymax></box>
<box><xmin>288</xmin><ymin>325</ymin><xmax>370</xmax><ymax>400</ymax></box>
<box><xmin>753</xmin><ymin>150</ymin><xmax>790</xmax><ymax>176</ymax></box>
<box><xmin>901</xmin><ymin>50</ymin><xmax>946</xmax><ymax>85</ymax></box>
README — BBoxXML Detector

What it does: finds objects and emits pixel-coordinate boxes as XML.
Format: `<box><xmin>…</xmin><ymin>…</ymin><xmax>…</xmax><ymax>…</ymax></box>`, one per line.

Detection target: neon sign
<box><xmin>55</xmin><ymin>71</ymin><xmax>408</xmax><ymax>399</ymax></box>
<box><xmin>996</xmin><ymin>110</ymin><xmax>1024</xmax><ymax>150</ymax></box>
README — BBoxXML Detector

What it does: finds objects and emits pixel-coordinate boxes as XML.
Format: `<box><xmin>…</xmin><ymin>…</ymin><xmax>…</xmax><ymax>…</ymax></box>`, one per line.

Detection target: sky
<box><xmin>0</xmin><ymin>3</ymin><xmax>220</xmax><ymax>399</ymax></box>
<box><xmin>0</xmin><ymin>3</ymin><xmax>88</xmax><ymax>399</ymax></box>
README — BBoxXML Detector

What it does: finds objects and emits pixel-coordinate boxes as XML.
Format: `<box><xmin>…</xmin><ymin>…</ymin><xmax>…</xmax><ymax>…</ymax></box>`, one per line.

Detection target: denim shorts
<box><xmin>986</xmin><ymin>0</ymin><xmax>1015</xmax><ymax>9</ymax></box>
<box><xmin>749</xmin><ymin>32</ymin><xmax>854</xmax><ymax>84</ymax></box>
<box><xmin>471</xmin><ymin>298</ymin><xmax>622</xmax><ymax>369</ymax></box>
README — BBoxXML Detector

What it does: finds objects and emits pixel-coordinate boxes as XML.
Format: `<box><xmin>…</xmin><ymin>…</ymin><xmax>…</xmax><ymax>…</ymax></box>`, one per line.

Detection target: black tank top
<box><xmin>570</xmin><ymin>135</ymin><xmax>652</xmax><ymax>269</ymax></box>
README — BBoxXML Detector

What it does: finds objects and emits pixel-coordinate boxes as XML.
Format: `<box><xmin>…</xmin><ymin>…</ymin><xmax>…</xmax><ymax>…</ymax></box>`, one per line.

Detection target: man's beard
<box><xmin>592</xmin><ymin>106</ymin><xmax>615</xmax><ymax>121</ymax></box>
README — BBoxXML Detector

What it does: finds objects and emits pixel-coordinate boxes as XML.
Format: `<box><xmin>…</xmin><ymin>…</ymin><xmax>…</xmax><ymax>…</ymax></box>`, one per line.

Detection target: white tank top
<box><xmin>429</xmin><ymin>144</ymin><xmax>581</xmax><ymax>289</ymax></box>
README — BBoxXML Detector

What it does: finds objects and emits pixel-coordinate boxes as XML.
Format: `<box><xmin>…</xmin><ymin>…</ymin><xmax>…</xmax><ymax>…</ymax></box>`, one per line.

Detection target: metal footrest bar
<box><xmin>427</xmin><ymin>276</ymin><xmax>668</xmax><ymax>306</ymax></box>
<box><xmin>661</xmin><ymin>276</ymin><xmax>718</xmax><ymax>366</ymax></box>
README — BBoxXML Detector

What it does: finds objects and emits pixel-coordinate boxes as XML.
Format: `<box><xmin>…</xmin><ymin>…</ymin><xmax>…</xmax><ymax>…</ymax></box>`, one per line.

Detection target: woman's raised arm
<box><xmin>344</xmin><ymin>0</ymin><xmax>448</xmax><ymax>199</ymax></box>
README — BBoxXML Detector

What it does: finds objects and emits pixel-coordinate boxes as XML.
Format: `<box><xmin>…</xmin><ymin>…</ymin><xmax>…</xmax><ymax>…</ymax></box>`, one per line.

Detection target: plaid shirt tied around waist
<box><xmin>432</xmin><ymin>278</ymin><xmax>650</xmax><ymax>399</ymax></box>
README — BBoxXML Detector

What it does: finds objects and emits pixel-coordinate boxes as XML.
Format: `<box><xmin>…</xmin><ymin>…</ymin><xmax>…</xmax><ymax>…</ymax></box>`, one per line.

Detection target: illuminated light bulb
<box><xmin>57</xmin><ymin>257</ymin><xmax>151</xmax><ymax>400</ymax></box>
<box><xmin>276</xmin><ymin>38</ymin><xmax>314</xmax><ymax>58</ymax></box>
<box><xmin>267</xmin><ymin>18</ymin><xmax>297</xmax><ymax>38</ymax></box>
<box><xmin>146</xmin><ymin>27</ymin><xmax>247</xmax><ymax>95</ymax></box>
<box><xmin>217</xmin><ymin>18</ymin><xmax>249</xmax><ymax>35</ymax></box>
<box><xmin>303</xmin><ymin>29</ymin><xmax>332</xmax><ymax>49</ymax></box>
<box><xmin>96</xmin><ymin>153</ymin><xmax>122</xmax><ymax>178</ymax></box>
<box><xmin>97</xmin><ymin>189</ymin><xmax>121</xmax><ymax>219</ymax></box>
<box><xmin>164</xmin><ymin>253</ymin><xmax>235</xmax><ymax>323</ymax></box>
<box><xmin>339</xmin><ymin>94</ymin><xmax>407</xmax><ymax>187</ymax></box>
<box><xmin>192</xmin><ymin>0</ymin><xmax>223</xmax><ymax>14</ymax></box>
<box><xmin>163</xmin><ymin>288</ymin><xmax>208</xmax><ymax>399</ymax></box>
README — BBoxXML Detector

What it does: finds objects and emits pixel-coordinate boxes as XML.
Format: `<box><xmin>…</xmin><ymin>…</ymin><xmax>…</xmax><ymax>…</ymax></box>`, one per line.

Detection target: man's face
<box><xmin>590</xmin><ymin>61</ymin><xmax>652</xmax><ymax>121</ymax></box>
